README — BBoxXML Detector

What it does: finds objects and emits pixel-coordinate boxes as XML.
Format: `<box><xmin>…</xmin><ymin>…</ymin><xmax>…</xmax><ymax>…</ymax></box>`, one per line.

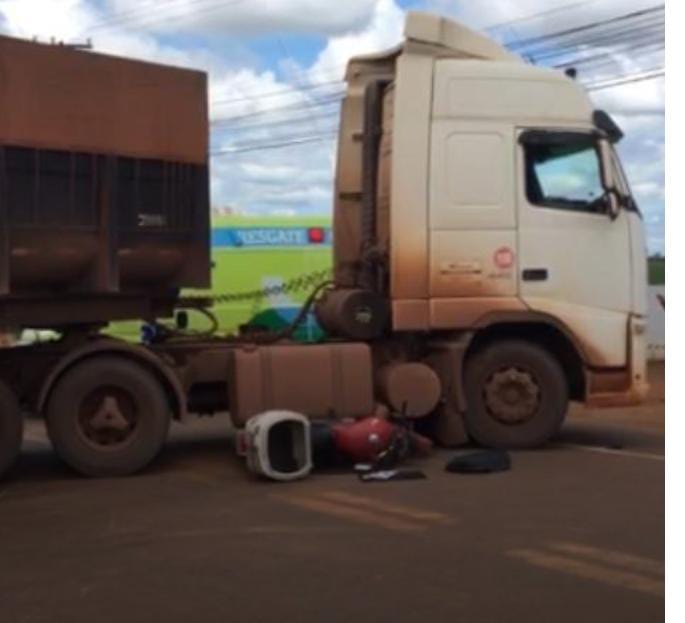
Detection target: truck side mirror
<box><xmin>605</xmin><ymin>189</ymin><xmax>620</xmax><ymax>221</ymax></box>
<box><xmin>597</xmin><ymin>139</ymin><xmax>620</xmax><ymax>220</ymax></box>
<box><xmin>598</xmin><ymin>139</ymin><xmax>617</xmax><ymax>191</ymax></box>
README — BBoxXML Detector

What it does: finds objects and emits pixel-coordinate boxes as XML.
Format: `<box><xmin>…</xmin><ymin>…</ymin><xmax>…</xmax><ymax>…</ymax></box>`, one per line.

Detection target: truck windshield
<box><xmin>524</xmin><ymin>136</ymin><xmax>606</xmax><ymax>213</ymax></box>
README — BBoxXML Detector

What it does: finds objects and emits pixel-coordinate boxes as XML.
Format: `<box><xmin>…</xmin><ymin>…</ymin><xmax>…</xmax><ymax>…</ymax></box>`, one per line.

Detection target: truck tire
<box><xmin>463</xmin><ymin>340</ymin><xmax>568</xmax><ymax>449</ymax></box>
<box><xmin>46</xmin><ymin>357</ymin><xmax>171</xmax><ymax>477</ymax></box>
<box><xmin>0</xmin><ymin>381</ymin><xmax>22</xmax><ymax>478</ymax></box>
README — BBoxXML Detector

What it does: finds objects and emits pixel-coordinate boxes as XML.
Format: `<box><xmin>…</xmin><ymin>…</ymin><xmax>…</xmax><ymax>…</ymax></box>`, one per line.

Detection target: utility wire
<box><xmin>586</xmin><ymin>67</ymin><xmax>664</xmax><ymax>90</ymax></box>
<box><xmin>554</xmin><ymin>39</ymin><xmax>664</xmax><ymax>68</ymax></box>
<box><xmin>210</xmin><ymin>6</ymin><xmax>663</xmax><ymax>116</ymax></box>
<box><xmin>78</xmin><ymin>0</ymin><xmax>663</xmax><ymax>113</ymax></box>
<box><xmin>211</xmin><ymin>94</ymin><xmax>344</xmax><ymax>126</ymax></box>
<box><xmin>506</xmin><ymin>4</ymin><xmax>663</xmax><ymax>49</ymax></box>
<box><xmin>485</xmin><ymin>0</ymin><xmax>600</xmax><ymax>32</ymax></box>
<box><xmin>79</xmin><ymin>0</ymin><xmax>249</xmax><ymax>36</ymax></box>
<box><xmin>83</xmin><ymin>0</ymin><xmax>190</xmax><ymax>33</ymax></box>
<box><xmin>212</xmin><ymin>110</ymin><xmax>339</xmax><ymax>134</ymax></box>
<box><xmin>211</xmin><ymin>133</ymin><xmax>337</xmax><ymax>156</ymax></box>
<box><xmin>207</xmin><ymin>5</ymin><xmax>664</xmax><ymax>156</ymax></box>
<box><xmin>525</xmin><ymin>22</ymin><xmax>664</xmax><ymax>62</ymax></box>
<box><xmin>212</xmin><ymin>79</ymin><xmax>344</xmax><ymax>107</ymax></box>
<box><xmin>210</xmin><ymin>69</ymin><xmax>666</xmax><ymax>157</ymax></box>
<box><xmin>82</xmin><ymin>0</ymin><xmax>250</xmax><ymax>35</ymax></box>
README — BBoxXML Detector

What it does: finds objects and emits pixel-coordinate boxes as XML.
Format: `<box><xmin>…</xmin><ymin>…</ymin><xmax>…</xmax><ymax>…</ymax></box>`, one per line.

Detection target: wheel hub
<box><xmin>483</xmin><ymin>367</ymin><xmax>541</xmax><ymax>425</ymax></box>
<box><xmin>78</xmin><ymin>387</ymin><xmax>137</xmax><ymax>448</ymax></box>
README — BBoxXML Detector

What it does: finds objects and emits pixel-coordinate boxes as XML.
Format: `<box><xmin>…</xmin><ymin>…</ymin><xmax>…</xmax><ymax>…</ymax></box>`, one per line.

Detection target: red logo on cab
<box><xmin>494</xmin><ymin>247</ymin><xmax>515</xmax><ymax>269</ymax></box>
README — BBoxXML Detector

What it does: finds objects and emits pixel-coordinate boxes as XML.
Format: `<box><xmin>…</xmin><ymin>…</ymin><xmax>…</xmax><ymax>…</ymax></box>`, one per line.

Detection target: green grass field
<box><xmin>211</xmin><ymin>214</ymin><xmax>331</xmax><ymax>228</ymax></box>
<box><xmin>648</xmin><ymin>257</ymin><xmax>665</xmax><ymax>285</ymax></box>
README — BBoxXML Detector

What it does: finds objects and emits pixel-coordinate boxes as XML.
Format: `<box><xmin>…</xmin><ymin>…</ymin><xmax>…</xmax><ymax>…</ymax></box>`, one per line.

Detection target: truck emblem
<box><xmin>138</xmin><ymin>213</ymin><xmax>167</xmax><ymax>228</ymax></box>
<box><xmin>494</xmin><ymin>247</ymin><xmax>515</xmax><ymax>269</ymax></box>
<box><xmin>354</xmin><ymin>306</ymin><xmax>373</xmax><ymax>324</ymax></box>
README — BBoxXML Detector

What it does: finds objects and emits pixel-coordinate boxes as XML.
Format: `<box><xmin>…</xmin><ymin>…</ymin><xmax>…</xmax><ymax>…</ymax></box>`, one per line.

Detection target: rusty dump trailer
<box><xmin>0</xmin><ymin>33</ymin><xmax>392</xmax><ymax>478</ymax></box>
<box><xmin>0</xmin><ymin>12</ymin><xmax>647</xmax><ymax>479</ymax></box>
<box><xmin>0</xmin><ymin>34</ymin><xmax>216</xmax><ymax>476</ymax></box>
<box><xmin>0</xmin><ymin>34</ymin><xmax>210</xmax><ymax>327</ymax></box>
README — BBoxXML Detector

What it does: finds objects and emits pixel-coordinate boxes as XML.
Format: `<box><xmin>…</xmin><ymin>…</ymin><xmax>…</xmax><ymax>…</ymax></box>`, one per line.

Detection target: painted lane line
<box><xmin>273</xmin><ymin>494</ymin><xmax>424</xmax><ymax>533</ymax></box>
<box><xmin>508</xmin><ymin>548</ymin><xmax>664</xmax><ymax>598</ymax></box>
<box><xmin>320</xmin><ymin>490</ymin><xmax>454</xmax><ymax>525</ymax></box>
<box><xmin>560</xmin><ymin>443</ymin><xmax>664</xmax><ymax>461</ymax></box>
<box><xmin>550</xmin><ymin>542</ymin><xmax>663</xmax><ymax>577</ymax></box>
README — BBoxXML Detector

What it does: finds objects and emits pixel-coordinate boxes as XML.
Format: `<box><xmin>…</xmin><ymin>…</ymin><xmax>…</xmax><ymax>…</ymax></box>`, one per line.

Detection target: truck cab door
<box><xmin>516</xmin><ymin>130</ymin><xmax>633</xmax><ymax>367</ymax></box>
<box><xmin>428</xmin><ymin>121</ymin><xmax>522</xmax><ymax>327</ymax></box>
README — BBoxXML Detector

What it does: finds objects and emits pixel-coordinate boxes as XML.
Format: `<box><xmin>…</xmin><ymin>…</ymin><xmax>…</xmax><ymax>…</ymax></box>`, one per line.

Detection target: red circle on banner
<box><xmin>494</xmin><ymin>247</ymin><xmax>515</xmax><ymax>269</ymax></box>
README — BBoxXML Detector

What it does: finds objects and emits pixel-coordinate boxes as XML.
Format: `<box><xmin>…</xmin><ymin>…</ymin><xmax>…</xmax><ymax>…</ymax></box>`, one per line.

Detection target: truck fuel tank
<box><xmin>228</xmin><ymin>343</ymin><xmax>375</xmax><ymax>427</ymax></box>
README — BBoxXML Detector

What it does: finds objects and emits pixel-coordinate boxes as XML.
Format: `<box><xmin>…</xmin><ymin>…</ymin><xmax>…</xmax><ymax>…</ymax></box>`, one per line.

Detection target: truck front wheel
<box><xmin>463</xmin><ymin>340</ymin><xmax>568</xmax><ymax>449</ymax></box>
<box><xmin>46</xmin><ymin>357</ymin><xmax>171</xmax><ymax>477</ymax></box>
<box><xmin>0</xmin><ymin>381</ymin><xmax>22</xmax><ymax>478</ymax></box>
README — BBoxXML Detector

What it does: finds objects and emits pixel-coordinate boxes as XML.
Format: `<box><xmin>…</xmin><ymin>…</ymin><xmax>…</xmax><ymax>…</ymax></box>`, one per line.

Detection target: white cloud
<box><xmin>0</xmin><ymin>0</ymin><xmax>92</xmax><ymax>39</ymax></box>
<box><xmin>210</xmin><ymin>0</ymin><xmax>406</xmax><ymax>214</ymax></box>
<box><xmin>306</xmin><ymin>0</ymin><xmax>405</xmax><ymax>82</ymax></box>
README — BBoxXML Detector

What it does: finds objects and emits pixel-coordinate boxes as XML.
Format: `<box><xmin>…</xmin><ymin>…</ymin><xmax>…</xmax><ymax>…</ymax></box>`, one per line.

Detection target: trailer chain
<box><xmin>179</xmin><ymin>267</ymin><xmax>333</xmax><ymax>308</ymax></box>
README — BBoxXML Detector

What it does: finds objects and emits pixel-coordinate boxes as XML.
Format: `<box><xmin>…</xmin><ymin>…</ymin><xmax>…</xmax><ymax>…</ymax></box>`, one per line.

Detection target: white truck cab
<box><xmin>324</xmin><ymin>12</ymin><xmax>648</xmax><ymax>447</ymax></box>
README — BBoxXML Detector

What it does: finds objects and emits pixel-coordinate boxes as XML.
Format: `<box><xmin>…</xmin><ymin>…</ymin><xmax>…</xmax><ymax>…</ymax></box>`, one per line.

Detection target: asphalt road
<box><xmin>0</xmin><ymin>363</ymin><xmax>664</xmax><ymax>623</ymax></box>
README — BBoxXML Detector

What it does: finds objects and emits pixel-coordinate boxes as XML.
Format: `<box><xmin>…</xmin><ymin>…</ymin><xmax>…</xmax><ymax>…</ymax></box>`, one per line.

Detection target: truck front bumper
<box><xmin>585</xmin><ymin>315</ymin><xmax>649</xmax><ymax>408</ymax></box>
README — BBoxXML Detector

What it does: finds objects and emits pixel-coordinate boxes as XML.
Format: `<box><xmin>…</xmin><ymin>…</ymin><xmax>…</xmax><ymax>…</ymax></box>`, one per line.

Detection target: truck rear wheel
<box><xmin>0</xmin><ymin>381</ymin><xmax>22</xmax><ymax>478</ymax></box>
<box><xmin>46</xmin><ymin>357</ymin><xmax>171</xmax><ymax>477</ymax></box>
<box><xmin>464</xmin><ymin>340</ymin><xmax>568</xmax><ymax>449</ymax></box>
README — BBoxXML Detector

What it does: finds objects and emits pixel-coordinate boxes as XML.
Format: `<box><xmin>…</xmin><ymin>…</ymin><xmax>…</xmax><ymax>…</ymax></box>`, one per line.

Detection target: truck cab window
<box><xmin>524</xmin><ymin>135</ymin><xmax>605</xmax><ymax>213</ymax></box>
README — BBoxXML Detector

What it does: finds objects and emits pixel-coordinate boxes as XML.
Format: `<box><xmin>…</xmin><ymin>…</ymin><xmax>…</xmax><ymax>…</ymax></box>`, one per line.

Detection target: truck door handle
<box><xmin>440</xmin><ymin>261</ymin><xmax>482</xmax><ymax>275</ymax></box>
<box><xmin>522</xmin><ymin>268</ymin><xmax>548</xmax><ymax>281</ymax></box>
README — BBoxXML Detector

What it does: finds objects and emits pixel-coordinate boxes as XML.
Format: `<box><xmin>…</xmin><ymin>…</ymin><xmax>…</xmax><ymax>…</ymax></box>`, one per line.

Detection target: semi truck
<box><xmin>0</xmin><ymin>12</ymin><xmax>648</xmax><ymax>478</ymax></box>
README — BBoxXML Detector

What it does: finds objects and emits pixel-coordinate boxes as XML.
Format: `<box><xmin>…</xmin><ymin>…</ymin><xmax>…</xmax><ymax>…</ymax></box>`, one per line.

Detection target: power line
<box><xmin>212</xmin><ymin>79</ymin><xmax>344</xmax><ymax>107</ymax></box>
<box><xmin>525</xmin><ymin>21</ymin><xmax>664</xmax><ymax>62</ymax></box>
<box><xmin>77</xmin><ymin>0</ymin><xmax>664</xmax><ymax>116</ymax></box>
<box><xmin>211</xmin><ymin>94</ymin><xmax>343</xmax><ymax>126</ymax></box>
<box><xmin>506</xmin><ymin>4</ymin><xmax>664</xmax><ymax>49</ymax></box>
<box><xmin>81</xmin><ymin>0</ymin><xmax>251</xmax><ymax>37</ymax></box>
<box><xmin>208</xmin><ymin>5</ymin><xmax>663</xmax><ymax>115</ymax></box>
<box><xmin>210</xmin><ymin>3</ymin><xmax>637</xmax><ymax>110</ymax></box>
<box><xmin>516</xmin><ymin>11</ymin><xmax>664</xmax><ymax>60</ymax></box>
<box><xmin>212</xmin><ymin>110</ymin><xmax>339</xmax><ymax>133</ymax></box>
<box><xmin>82</xmin><ymin>0</ymin><xmax>188</xmax><ymax>33</ymax></box>
<box><xmin>554</xmin><ymin>39</ymin><xmax>664</xmax><ymax>69</ymax></box>
<box><xmin>211</xmin><ymin>133</ymin><xmax>337</xmax><ymax>156</ymax></box>
<box><xmin>211</xmin><ymin>67</ymin><xmax>666</xmax><ymax>158</ymax></box>
<box><xmin>485</xmin><ymin>0</ymin><xmax>600</xmax><ymax>32</ymax></box>
<box><xmin>586</xmin><ymin>67</ymin><xmax>664</xmax><ymax>90</ymax></box>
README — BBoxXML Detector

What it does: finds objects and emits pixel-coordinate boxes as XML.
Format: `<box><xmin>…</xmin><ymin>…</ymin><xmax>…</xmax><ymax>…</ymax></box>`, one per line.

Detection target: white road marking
<box><xmin>560</xmin><ymin>443</ymin><xmax>664</xmax><ymax>461</ymax></box>
<box><xmin>320</xmin><ymin>490</ymin><xmax>454</xmax><ymax>525</ymax></box>
<box><xmin>509</xmin><ymin>548</ymin><xmax>664</xmax><ymax>597</ymax></box>
<box><xmin>550</xmin><ymin>542</ymin><xmax>664</xmax><ymax>576</ymax></box>
<box><xmin>273</xmin><ymin>493</ymin><xmax>427</xmax><ymax>533</ymax></box>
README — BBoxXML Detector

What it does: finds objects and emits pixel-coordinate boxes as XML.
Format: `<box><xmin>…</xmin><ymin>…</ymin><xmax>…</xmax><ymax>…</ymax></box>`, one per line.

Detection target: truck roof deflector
<box><xmin>404</xmin><ymin>11</ymin><xmax>522</xmax><ymax>62</ymax></box>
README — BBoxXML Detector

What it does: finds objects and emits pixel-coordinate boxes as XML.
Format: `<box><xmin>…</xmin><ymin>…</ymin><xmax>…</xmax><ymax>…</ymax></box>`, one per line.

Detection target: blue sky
<box><xmin>0</xmin><ymin>0</ymin><xmax>664</xmax><ymax>252</ymax></box>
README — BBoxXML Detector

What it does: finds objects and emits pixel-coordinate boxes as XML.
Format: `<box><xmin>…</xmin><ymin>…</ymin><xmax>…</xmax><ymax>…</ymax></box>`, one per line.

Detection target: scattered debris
<box><xmin>359</xmin><ymin>469</ymin><xmax>427</xmax><ymax>482</ymax></box>
<box><xmin>445</xmin><ymin>449</ymin><xmax>511</xmax><ymax>474</ymax></box>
